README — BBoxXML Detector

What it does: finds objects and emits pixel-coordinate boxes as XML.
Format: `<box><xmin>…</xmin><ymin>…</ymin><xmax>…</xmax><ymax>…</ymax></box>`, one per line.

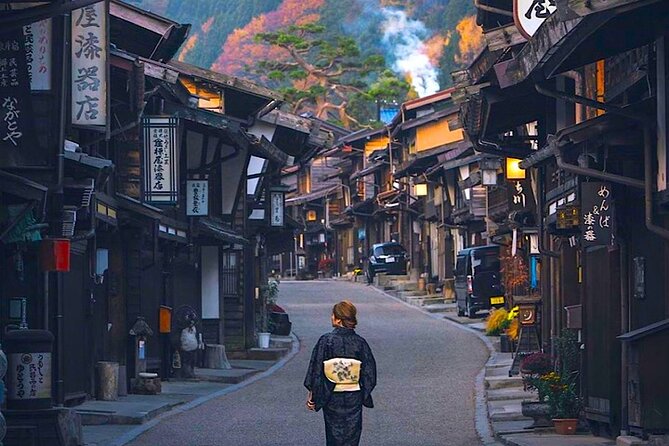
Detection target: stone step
<box><xmin>486</xmin><ymin>365</ymin><xmax>513</xmax><ymax>377</ymax></box>
<box><xmin>398</xmin><ymin>290</ymin><xmax>426</xmax><ymax>298</ymax></box>
<box><xmin>269</xmin><ymin>335</ymin><xmax>293</xmax><ymax>349</ymax></box>
<box><xmin>246</xmin><ymin>347</ymin><xmax>288</xmax><ymax>360</ymax></box>
<box><xmin>489</xmin><ymin>409</ymin><xmax>531</xmax><ymax>422</ymax></box>
<box><xmin>194</xmin><ymin>367</ymin><xmax>258</xmax><ymax>384</ymax></box>
<box><xmin>394</xmin><ymin>282</ymin><xmax>419</xmax><ymax>292</ymax></box>
<box><xmin>486</xmin><ymin>387</ymin><xmax>536</xmax><ymax>401</ymax></box>
<box><xmin>485</xmin><ymin>375</ymin><xmax>524</xmax><ymax>391</ymax></box>
<box><xmin>424</xmin><ymin>303</ymin><xmax>455</xmax><ymax>313</ymax></box>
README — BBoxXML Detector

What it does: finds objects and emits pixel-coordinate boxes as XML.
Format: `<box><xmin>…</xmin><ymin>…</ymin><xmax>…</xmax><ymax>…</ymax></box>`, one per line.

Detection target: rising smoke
<box><xmin>380</xmin><ymin>8</ymin><xmax>440</xmax><ymax>97</ymax></box>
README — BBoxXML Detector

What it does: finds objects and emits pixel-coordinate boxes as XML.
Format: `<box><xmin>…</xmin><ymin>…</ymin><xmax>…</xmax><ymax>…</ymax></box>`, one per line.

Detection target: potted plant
<box><xmin>485</xmin><ymin>308</ymin><xmax>510</xmax><ymax>336</ymax></box>
<box><xmin>528</xmin><ymin>371</ymin><xmax>582</xmax><ymax>434</ymax></box>
<box><xmin>317</xmin><ymin>258</ymin><xmax>335</xmax><ymax>278</ymax></box>
<box><xmin>520</xmin><ymin>353</ymin><xmax>554</xmax><ymax>428</ymax></box>
<box><xmin>258</xmin><ymin>278</ymin><xmax>279</xmax><ymax>348</ymax></box>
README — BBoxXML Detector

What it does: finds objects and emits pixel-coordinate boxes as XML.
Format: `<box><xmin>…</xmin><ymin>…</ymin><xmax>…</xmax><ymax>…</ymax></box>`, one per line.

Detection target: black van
<box><xmin>454</xmin><ymin>245</ymin><xmax>505</xmax><ymax>318</ymax></box>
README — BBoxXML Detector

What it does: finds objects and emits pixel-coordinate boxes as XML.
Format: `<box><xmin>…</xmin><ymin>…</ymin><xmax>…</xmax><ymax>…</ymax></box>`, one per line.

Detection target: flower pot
<box><xmin>521</xmin><ymin>401</ymin><xmax>552</xmax><ymax>428</ymax></box>
<box><xmin>258</xmin><ymin>332</ymin><xmax>271</xmax><ymax>349</ymax></box>
<box><xmin>553</xmin><ymin>418</ymin><xmax>578</xmax><ymax>435</ymax></box>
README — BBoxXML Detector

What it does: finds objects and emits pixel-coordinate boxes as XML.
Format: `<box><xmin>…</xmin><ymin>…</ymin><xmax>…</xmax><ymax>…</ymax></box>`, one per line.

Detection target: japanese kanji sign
<box><xmin>514</xmin><ymin>0</ymin><xmax>557</xmax><ymax>39</ymax></box>
<box><xmin>8</xmin><ymin>352</ymin><xmax>51</xmax><ymax>400</ymax></box>
<box><xmin>186</xmin><ymin>180</ymin><xmax>208</xmax><ymax>216</ymax></box>
<box><xmin>142</xmin><ymin>117</ymin><xmax>179</xmax><ymax>204</ymax></box>
<box><xmin>0</xmin><ymin>28</ymin><xmax>35</xmax><ymax>154</ymax></box>
<box><xmin>508</xmin><ymin>178</ymin><xmax>535</xmax><ymax>213</ymax></box>
<box><xmin>71</xmin><ymin>1</ymin><xmax>107</xmax><ymax>126</ymax></box>
<box><xmin>270</xmin><ymin>191</ymin><xmax>285</xmax><ymax>227</ymax></box>
<box><xmin>581</xmin><ymin>182</ymin><xmax>614</xmax><ymax>247</ymax></box>
<box><xmin>23</xmin><ymin>19</ymin><xmax>51</xmax><ymax>91</ymax></box>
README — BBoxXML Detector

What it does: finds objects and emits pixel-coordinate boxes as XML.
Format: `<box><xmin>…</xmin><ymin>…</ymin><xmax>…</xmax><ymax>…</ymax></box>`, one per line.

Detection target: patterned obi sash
<box><xmin>323</xmin><ymin>358</ymin><xmax>362</xmax><ymax>392</ymax></box>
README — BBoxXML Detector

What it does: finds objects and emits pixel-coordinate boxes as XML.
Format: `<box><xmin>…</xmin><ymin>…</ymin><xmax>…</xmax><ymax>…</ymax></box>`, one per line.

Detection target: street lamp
<box><xmin>480</xmin><ymin>157</ymin><xmax>502</xmax><ymax>186</ymax></box>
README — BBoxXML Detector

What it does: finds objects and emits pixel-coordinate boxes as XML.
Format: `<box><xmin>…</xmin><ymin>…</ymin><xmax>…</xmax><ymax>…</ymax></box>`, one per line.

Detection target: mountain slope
<box><xmin>129</xmin><ymin>0</ymin><xmax>483</xmax><ymax>94</ymax></box>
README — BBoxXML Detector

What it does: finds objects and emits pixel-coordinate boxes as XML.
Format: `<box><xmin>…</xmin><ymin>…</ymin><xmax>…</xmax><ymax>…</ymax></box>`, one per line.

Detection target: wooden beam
<box><xmin>260</xmin><ymin>109</ymin><xmax>311</xmax><ymax>134</ymax></box>
<box><xmin>568</xmin><ymin>0</ymin><xmax>657</xmax><ymax>16</ymax></box>
<box><xmin>485</xmin><ymin>24</ymin><xmax>527</xmax><ymax>51</ymax></box>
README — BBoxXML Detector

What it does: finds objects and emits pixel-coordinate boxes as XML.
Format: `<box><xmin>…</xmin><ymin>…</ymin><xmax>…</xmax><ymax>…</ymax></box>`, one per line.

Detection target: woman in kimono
<box><xmin>304</xmin><ymin>300</ymin><xmax>377</xmax><ymax>446</ymax></box>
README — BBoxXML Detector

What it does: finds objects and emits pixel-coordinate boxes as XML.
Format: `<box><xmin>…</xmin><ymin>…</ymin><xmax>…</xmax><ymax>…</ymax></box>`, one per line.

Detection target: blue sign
<box><xmin>357</xmin><ymin>228</ymin><xmax>366</xmax><ymax>240</ymax></box>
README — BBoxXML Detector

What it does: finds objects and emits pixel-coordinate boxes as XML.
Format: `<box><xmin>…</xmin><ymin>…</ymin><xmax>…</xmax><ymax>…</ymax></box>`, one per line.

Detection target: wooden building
<box><xmin>458</xmin><ymin>0</ymin><xmax>669</xmax><ymax>440</ymax></box>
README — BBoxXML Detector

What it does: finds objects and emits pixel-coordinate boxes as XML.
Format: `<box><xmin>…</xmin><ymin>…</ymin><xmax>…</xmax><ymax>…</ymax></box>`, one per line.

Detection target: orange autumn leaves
<box><xmin>211</xmin><ymin>0</ymin><xmax>324</xmax><ymax>76</ymax></box>
<box><xmin>455</xmin><ymin>15</ymin><xmax>484</xmax><ymax>65</ymax></box>
<box><xmin>179</xmin><ymin>16</ymin><xmax>216</xmax><ymax>63</ymax></box>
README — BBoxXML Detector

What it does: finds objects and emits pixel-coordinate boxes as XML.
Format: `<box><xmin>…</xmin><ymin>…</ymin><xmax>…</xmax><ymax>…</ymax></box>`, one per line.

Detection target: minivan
<box><xmin>366</xmin><ymin>242</ymin><xmax>408</xmax><ymax>282</ymax></box>
<box><xmin>454</xmin><ymin>245</ymin><xmax>505</xmax><ymax>318</ymax></box>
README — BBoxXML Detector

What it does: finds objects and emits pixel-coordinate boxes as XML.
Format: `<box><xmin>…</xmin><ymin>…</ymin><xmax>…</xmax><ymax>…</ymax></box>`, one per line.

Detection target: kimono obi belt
<box><xmin>323</xmin><ymin>358</ymin><xmax>362</xmax><ymax>392</ymax></box>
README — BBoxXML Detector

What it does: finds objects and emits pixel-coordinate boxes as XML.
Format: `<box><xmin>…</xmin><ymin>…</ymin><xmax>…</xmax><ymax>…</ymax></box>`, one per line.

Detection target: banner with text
<box><xmin>71</xmin><ymin>1</ymin><xmax>107</xmax><ymax>127</ymax></box>
<box><xmin>0</xmin><ymin>28</ymin><xmax>36</xmax><ymax>159</ymax></box>
<box><xmin>24</xmin><ymin>19</ymin><xmax>51</xmax><ymax>91</ymax></box>
<box><xmin>581</xmin><ymin>181</ymin><xmax>615</xmax><ymax>247</ymax></box>
<box><xmin>142</xmin><ymin>116</ymin><xmax>179</xmax><ymax>204</ymax></box>
<box><xmin>187</xmin><ymin>180</ymin><xmax>208</xmax><ymax>216</ymax></box>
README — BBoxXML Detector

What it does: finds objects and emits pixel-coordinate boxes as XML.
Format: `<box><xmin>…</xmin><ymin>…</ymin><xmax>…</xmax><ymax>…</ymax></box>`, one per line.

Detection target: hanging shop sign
<box><xmin>71</xmin><ymin>1</ymin><xmax>107</xmax><ymax>127</ymax></box>
<box><xmin>270</xmin><ymin>190</ymin><xmax>285</xmax><ymax>227</ymax></box>
<box><xmin>581</xmin><ymin>181</ymin><xmax>614</xmax><ymax>247</ymax></box>
<box><xmin>0</xmin><ymin>29</ymin><xmax>35</xmax><ymax>154</ymax></box>
<box><xmin>509</xmin><ymin>179</ymin><xmax>532</xmax><ymax>212</ymax></box>
<box><xmin>23</xmin><ymin>19</ymin><xmax>51</xmax><ymax>91</ymax></box>
<box><xmin>514</xmin><ymin>0</ymin><xmax>557</xmax><ymax>39</ymax></box>
<box><xmin>142</xmin><ymin>116</ymin><xmax>179</xmax><ymax>204</ymax></box>
<box><xmin>186</xmin><ymin>180</ymin><xmax>208</xmax><ymax>216</ymax></box>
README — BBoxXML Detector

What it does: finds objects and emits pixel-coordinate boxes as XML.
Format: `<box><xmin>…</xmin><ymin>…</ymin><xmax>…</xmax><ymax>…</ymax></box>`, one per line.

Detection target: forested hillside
<box><xmin>128</xmin><ymin>0</ymin><xmax>483</xmax><ymax>94</ymax></box>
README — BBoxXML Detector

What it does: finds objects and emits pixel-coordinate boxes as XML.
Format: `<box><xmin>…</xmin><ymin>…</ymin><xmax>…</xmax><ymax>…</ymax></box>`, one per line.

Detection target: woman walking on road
<box><xmin>304</xmin><ymin>300</ymin><xmax>377</xmax><ymax>446</ymax></box>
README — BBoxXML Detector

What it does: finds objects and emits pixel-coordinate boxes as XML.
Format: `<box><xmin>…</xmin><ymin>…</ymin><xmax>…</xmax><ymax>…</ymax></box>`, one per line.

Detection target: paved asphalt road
<box><xmin>128</xmin><ymin>281</ymin><xmax>489</xmax><ymax>446</ymax></box>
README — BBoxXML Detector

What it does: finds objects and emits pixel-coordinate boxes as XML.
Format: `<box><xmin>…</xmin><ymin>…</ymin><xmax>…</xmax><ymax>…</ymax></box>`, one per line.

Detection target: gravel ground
<box><xmin>128</xmin><ymin>280</ymin><xmax>488</xmax><ymax>446</ymax></box>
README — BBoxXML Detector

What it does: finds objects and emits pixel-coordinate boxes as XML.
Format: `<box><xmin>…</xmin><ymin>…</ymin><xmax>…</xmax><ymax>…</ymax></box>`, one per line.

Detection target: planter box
<box><xmin>521</xmin><ymin>401</ymin><xmax>553</xmax><ymax>428</ymax></box>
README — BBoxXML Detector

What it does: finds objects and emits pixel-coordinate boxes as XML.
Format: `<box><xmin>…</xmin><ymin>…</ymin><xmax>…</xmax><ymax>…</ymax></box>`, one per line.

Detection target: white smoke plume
<box><xmin>381</xmin><ymin>9</ymin><xmax>440</xmax><ymax>97</ymax></box>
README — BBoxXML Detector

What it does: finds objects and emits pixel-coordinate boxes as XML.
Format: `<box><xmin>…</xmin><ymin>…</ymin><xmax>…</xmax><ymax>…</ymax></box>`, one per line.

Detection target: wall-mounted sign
<box><xmin>581</xmin><ymin>182</ymin><xmax>614</xmax><ymax>247</ymax></box>
<box><xmin>186</xmin><ymin>180</ymin><xmax>208</xmax><ymax>216</ymax></box>
<box><xmin>71</xmin><ymin>1</ymin><xmax>107</xmax><ymax>127</ymax></box>
<box><xmin>142</xmin><ymin>116</ymin><xmax>179</xmax><ymax>204</ymax></box>
<box><xmin>23</xmin><ymin>19</ymin><xmax>51</xmax><ymax>91</ymax></box>
<box><xmin>270</xmin><ymin>191</ymin><xmax>284</xmax><ymax>227</ymax></box>
<box><xmin>0</xmin><ymin>29</ymin><xmax>35</xmax><ymax>153</ymax></box>
<box><xmin>514</xmin><ymin>0</ymin><xmax>557</xmax><ymax>39</ymax></box>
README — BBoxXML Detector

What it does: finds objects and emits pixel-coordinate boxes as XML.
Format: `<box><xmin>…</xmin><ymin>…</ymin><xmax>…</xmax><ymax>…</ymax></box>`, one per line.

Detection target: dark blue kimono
<box><xmin>304</xmin><ymin>327</ymin><xmax>377</xmax><ymax>446</ymax></box>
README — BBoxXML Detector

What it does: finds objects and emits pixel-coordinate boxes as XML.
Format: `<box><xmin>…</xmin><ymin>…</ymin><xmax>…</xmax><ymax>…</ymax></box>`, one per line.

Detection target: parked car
<box><xmin>366</xmin><ymin>242</ymin><xmax>408</xmax><ymax>282</ymax></box>
<box><xmin>454</xmin><ymin>245</ymin><xmax>505</xmax><ymax>318</ymax></box>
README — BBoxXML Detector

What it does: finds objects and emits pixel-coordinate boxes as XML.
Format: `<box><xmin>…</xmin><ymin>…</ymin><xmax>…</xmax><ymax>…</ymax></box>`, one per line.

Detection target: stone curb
<box><xmin>108</xmin><ymin>333</ymin><xmax>301</xmax><ymax>446</ymax></box>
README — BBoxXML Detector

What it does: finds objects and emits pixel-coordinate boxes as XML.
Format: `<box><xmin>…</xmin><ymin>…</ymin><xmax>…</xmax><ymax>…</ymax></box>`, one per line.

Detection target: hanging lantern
<box><xmin>480</xmin><ymin>157</ymin><xmax>502</xmax><ymax>186</ymax></box>
<box><xmin>506</xmin><ymin>157</ymin><xmax>526</xmax><ymax>180</ymax></box>
<box><xmin>40</xmin><ymin>238</ymin><xmax>71</xmax><ymax>272</ymax></box>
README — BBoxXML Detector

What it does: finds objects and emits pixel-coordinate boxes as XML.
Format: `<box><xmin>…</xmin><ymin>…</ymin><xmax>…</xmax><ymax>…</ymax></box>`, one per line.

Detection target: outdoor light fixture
<box><xmin>480</xmin><ymin>157</ymin><xmax>502</xmax><ymax>186</ymax></box>
<box><xmin>528</xmin><ymin>233</ymin><xmax>539</xmax><ymax>255</ymax></box>
<box><xmin>506</xmin><ymin>157</ymin><xmax>526</xmax><ymax>180</ymax></box>
<box><xmin>414</xmin><ymin>183</ymin><xmax>428</xmax><ymax>197</ymax></box>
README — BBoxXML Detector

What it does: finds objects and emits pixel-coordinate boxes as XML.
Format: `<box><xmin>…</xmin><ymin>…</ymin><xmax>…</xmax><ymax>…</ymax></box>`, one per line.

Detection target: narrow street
<box><xmin>128</xmin><ymin>281</ymin><xmax>488</xmax><ymax>446</ymax></box>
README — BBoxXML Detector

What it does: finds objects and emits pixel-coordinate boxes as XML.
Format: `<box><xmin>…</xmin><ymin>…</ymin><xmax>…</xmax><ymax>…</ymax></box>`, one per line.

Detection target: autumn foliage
<box><xmin>211</xmin><ymin>0</ymin><xmax>324</xmax><ymax>76</ymax></box>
